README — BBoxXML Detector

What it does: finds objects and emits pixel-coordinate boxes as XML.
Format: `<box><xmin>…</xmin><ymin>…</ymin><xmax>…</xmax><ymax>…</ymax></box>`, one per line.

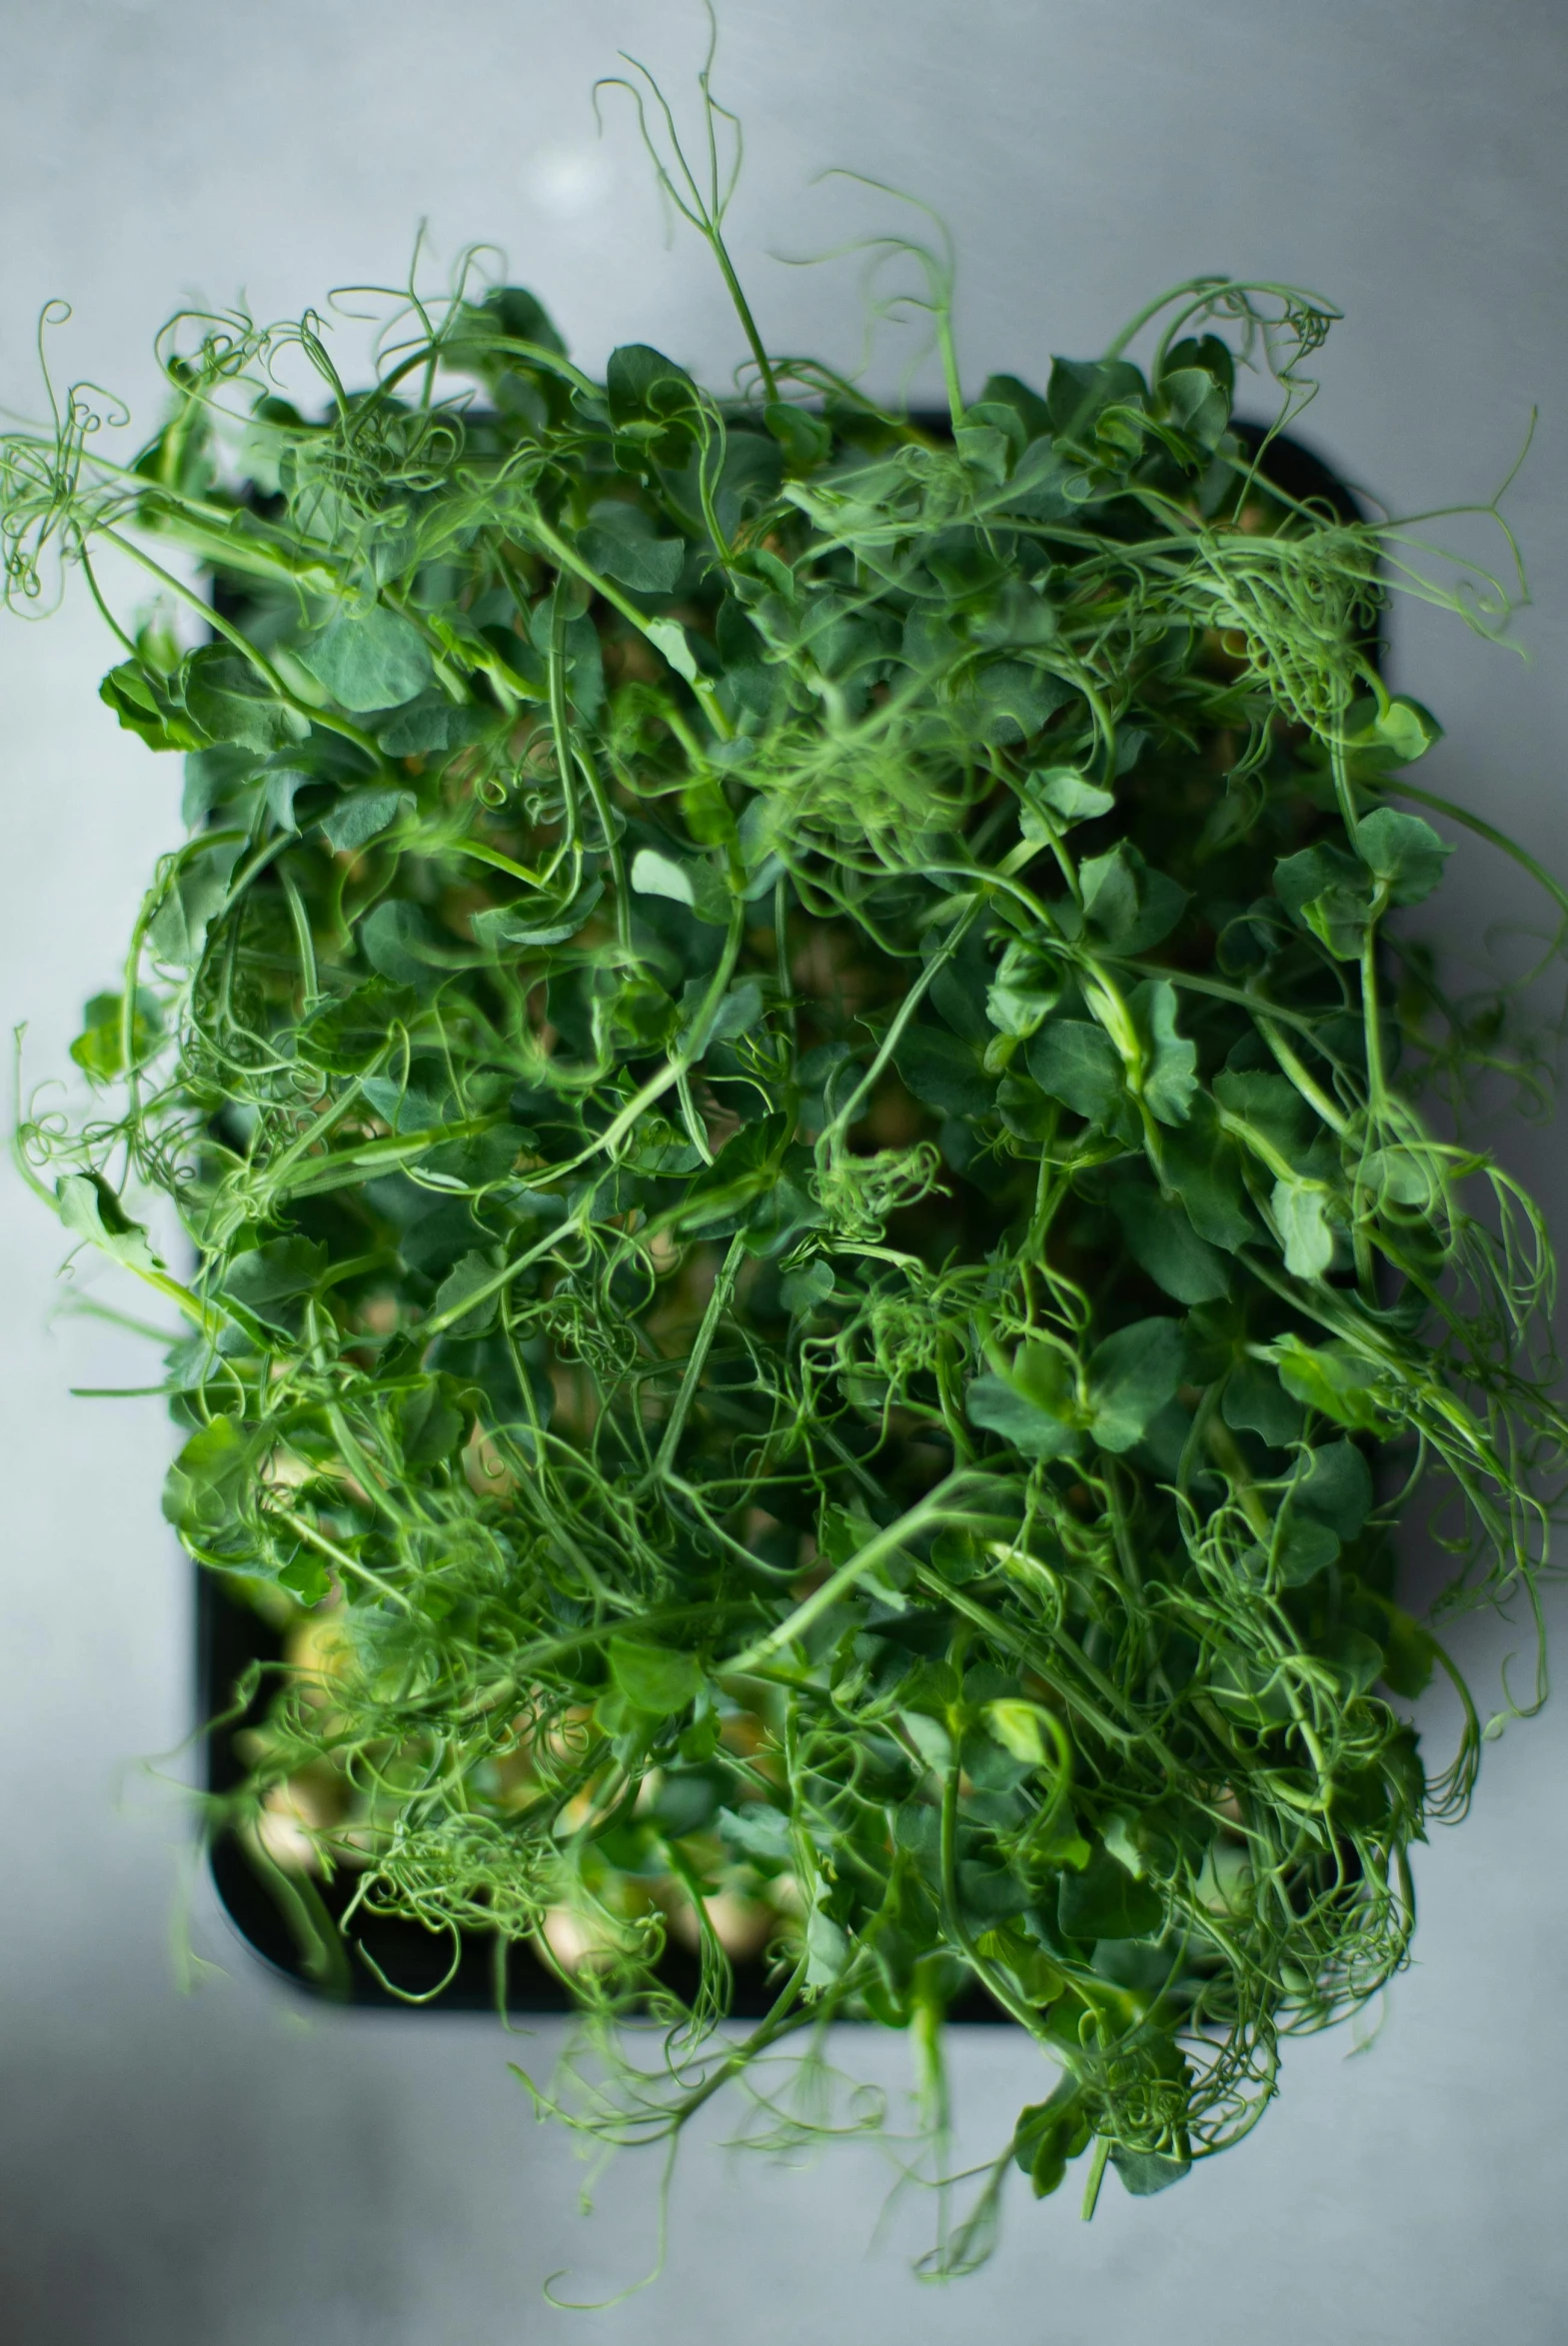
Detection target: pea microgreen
<box><xmin>7</xmin><ymin>38</ymin><xmax>1564</xmax><ymax>2283</ymax></box>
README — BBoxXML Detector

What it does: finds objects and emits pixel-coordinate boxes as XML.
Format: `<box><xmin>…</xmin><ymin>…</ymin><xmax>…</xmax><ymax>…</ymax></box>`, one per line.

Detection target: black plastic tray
<box><xmin>197</xmin><ymin>413</ymin><xmax>1373</xmax><ymax>2011</ymax></box>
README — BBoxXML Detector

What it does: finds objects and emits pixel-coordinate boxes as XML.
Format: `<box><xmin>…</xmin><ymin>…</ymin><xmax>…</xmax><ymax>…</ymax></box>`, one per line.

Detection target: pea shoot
<box><xmin>7</xmin><ymin>48</ymin><xmax>1565</xmax><ymax>2284</ymax></box>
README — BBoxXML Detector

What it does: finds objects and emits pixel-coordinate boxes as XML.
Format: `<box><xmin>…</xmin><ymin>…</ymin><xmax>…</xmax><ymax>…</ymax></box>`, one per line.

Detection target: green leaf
<box><xmin>302</xmin><ymin>606</ymin><xmax>434</xmax><ymax>711</ymax></box>
<box><xmin>1014</xmin><ymin>2076</ymin><xmax>1090</xmax><ymax>2198</ymax></box>
<box><xmin>780</xmin><ymin>1258</ymin><xmax>834</xmax><ymax>1314</ymax></box>
<box><xmin>679</xmin><ymin>1113</ymin><xmax>789</xmax><ymax>1232</ymax></box>
<box><xmin>100</xmin><ymin>659</ymin><xmax>208</xmax><ymax>752</ymax></box>
<box><xmin>1379</xmin><ymin>1606</ymin><xmax>1438</xmax><ymax>1699</ymax></box>
<box><xmin>277</xmin><ymin>1552</ymin><xmax>333</xmax><ymax>1607</ymax></box>
<box><xmin>359</xmin><ymin>900</ymin><xmax>450</xmax><ymax>993</ymax></box>
<box><xmin>481</xmin><ymin>610</ymin><xmax>551</xmax><ymax>700</ymax></box>
<box><xmin>957</xmin><ymin>1859</ymin><xmax>1031</xmax><ymax>1925</ymax></box>
<box><xmin>1058</xmin><ymin>1843</ymin><xmax>1162</xmax><ymax>1939</ymax></box>
<box><xmin>1271</xmin><ymin>1179</ymin><xmax>1336</xmax><ymax>1277</ymax></box>
<box><xmin>954</xmin><ymin>415</ymin><xmax>1013</xmax><ymax>484</ymax></box>
<box><xmin>1155</xmin><ymin>362</ymin><xmax>1229</xmax><ymax>453</ymax></box>
<box><xmin>763</xmin><ymin>400</ymin><xmax>833</xmax><ymax>470</ymax></box>
<box><xmin>1110</xmin><ymin>1184</ymin><xmax>1229</xmax><ymax>1304</ymax></box>
<box><xmin>1161</xmin><ymin>333</ymin><xmax>1234</xmax><ymax>400</ymax></box>
<box><xmin>445</xmin><ymin>283</ymin><xmax>567</xmax><ymax>380</ymax></box>
<box><xmin>994</xmin><ymin>1070</ymin><xmax>1057</xmax><ymax>1143</ymax></box>
<box><xmin>741</xmin><ymin>1166</ymin><xmax>824</xmax><ymax>1258</ymax></box>
<box><xmin>962</xmin><ymin>399</ymin><xmax>1029</xmax><ymax>465</ymax></box>
<box><xmin>681</xmin><ymin>770</ymin><xmax>739</xmax><ymax>849</ymax></box>
<box><xmin>926</xmin><ymin>923</ymin><xmax>1000</xmax><ymax>1044</ymax></box>
<box><xmin>162</xmin><ymin>1413</ymin><xmax>257</xmax><ymax>1543</ymax></box>
<box><xmin>644</xmin><ymin>616</ymin><xmax>700</xmax><ymax>684</ymax></box>
<box><xmin>998</xmin><ymin>438</ymin><xmax>1079</xmax><ymax>523</ymax></box>
<box><xmin>893</xmin><ymin>1024</ymin><xmax>997</xmax><ymax>1120</ymax></box>
<box><xmin>718</xmin><ymin>1802</ymin><xmax>794</xmax><ymax>1863</ymax></box>
<box><xmin>1292</xmin><ymin>1439</ymin><xmax>1373</xmax><ymax>1538</ymax></box>
<box><xmin>580</xmin><ymin>500</ymin><xmax>686</xmax><ymax>594</ymax></box>
<box><xmin>804</xmin><ymin>1905</ymin><xmax>850</xmax><ymax>1987</ymax></box>
<box><xmin>432</xmin><ymin>1250</ymin><xmax>501</xmax><ymax>1338</ymax></box>
<box><xmin>424</xmin><ymin>1125</ymin><xmax>528</xmax><ymax>1186</ymax></box>
<box><xmin>470</xmin><ymin>877</ymin><xmax>604</xmax><ymax>950</ymax></box>
<box><xmin>1046</xmin><ymin>355</ymin><xmax>1147</xmax><ymax>444</ymax></box>
<box><xmin>707</xmin><ymin>979</ymin><xmax>765</xmax><ymax>1044</ymax></box>
<box><xmin>1273</xmin><ymin>842</ymin><xmax>1372</xmax><ymax>960</ymax></box>
<box><xmin>320</xmin><ymin>787</ymin><xmax>414</xmax><ymax>855</ymax></box>
<box><xmin>1027</xmin><ymin>1018</ymin><xmax>1127</xmax><ymax>1131</ymax></box>
<box><xmin>1355</xmin><ymin>808</ymin><xmax>1452</xmax><ymax>906</ymax></box>
<box><xmin>968</xmin><ymin>1335</ymin><xmax>1090</xmax><ymax>1458</ymax></box>
<box><xmin>1274</xmin><ymin>1341</ymin><xmax>1389</xmax><ymax>1433</ymax></box>
<box><xmin>978</xmin><ymin>372</ymin><xmax>1051</xmax><ymax>444</ymax></box>
<box><xmin>374</xmin><ymin>690</ymin><xmax>491</xmax><ymax>757</ymax></box>
<box><xmin>1300</xmin><ymin>886</ymin><xmax>1375</xmax><ymax>962</ymax></box>
<box><xmin>1222</xmin><ymin>1359</ymin><xmax>1303</xmax><ymax>1448</ymax></box>
<box><xmin>709</xmin><ymin>432</ymin><xmax>785</xmax><ymax>537</ymax></box>
<box><xmin>1270</xmin><ymin>1512</ymin><xmax>1340</xmax><ymax>1587</ymax></box>
<box><xmin>1078</xmin><ymin>842</ymin><xmax>1188</xmax><ymax>954</ymax></box>
<box><xmin>222</xmin><ymin>1236</ymin><xmax>330</xmax><ymax>1332</ymax></box>
<box><xmin>1213</xmin><ymin>1071</ymin><xmax>1319</xmax><ymax>1162</ymax></box>
<box><xmin>970</xmin><ymin>659</ymin><xmax>1074</xmax><ymax>745</ymax></box>
<box><xmin>182</xmin><ymin>744</ymin><xmax>264</xmax><ymax>825</ymax></box>
<box><xmin>608</xmin><ymin>1637</ymin><xmax>704</xmax><ymax>1718</ymax></box>
<box><xmin>296</xmin><ymin>975</ymin><xmax>420</xmax><ymax>1074</ymax></box>
<box><xmin>1362</xmin><ymin>1144</ymin><xmax>1438</xmax><ymax>1210</ymax></box>
<box><xmin>398</xmin><ymin>1378</ymin><xmax>467</xmax><ymax>1466</ymax></box>
<box><xmin>57</xmin><ymin>1172</ymin><xmax>163</xmax><ymax>1275</ymax></box>
<box><xmin>1344</xmin><ymin>695</ymin><xmax>1442</xmax><ymax>766</ymax></box>
<box><xmin>985</xmin><ymin>939</ymin><xmax>1062</xmax><ymax>1041</ymax></box>
<box><xmin>966</xmin><ymin>1365</ymin><xmax>1081</xmax><ymax>1460</ymax></box>
<box><xmin>181</xmin><ymin>647</ymin><xmax>310</xmax><ymax>750</ymax></box>
<box><xmin>593</xmin><ymin>971</ymin><xmax>679</xmax><ymax>1059</ymax></box>
<box><xmin>975</xmin><ymin>1926</ymin><xmax>1064</xmax><ymax>2009</ymax></box>
<box><xmin>631</xmin><ymin>847</ymin><xmax>695</xmax><ymax>906</ymax></box>
<box><xmin>605</xmin><ymin>343</ymin><xmax>700</xmax><ymax>464</ymax></box>
<box><xmin>984</xmin><ymin>1699</ymin><xmax>1052</xmax><ymax>1765</ymax></box>
<box><xmin>736</xmin><ymin>795</ymin><xmax>784</xmax><ymax>896</ymax></box>
<box><xmin>147</xmin><ymin>839</ymin><xmax>243</xmax><ymax>968</ymax></box>
<box><xmin>1324</xmin><ymin>1625</ymin><xmax>1386</xmax><ymax>1696</ymax></box>
<box><xmin>1128</xmin><ymin>978</ymin><xmax>1197</xmax><ymax>1126</ymax></box>
<box><xmin>1085</xmin><ymin>1318</ymin><xmax>1184</xmax><ymax>1452</ymax></box>
<box><xmin>818</xmin><ymin>1500</ymin><xmax>876</xmax><ymax>1567</ymax></box>
<box><xmin>70</xmin><ymin>989</ymin><xmax>161</xmax><ymax>1085</ymax></box>
<box><xmin>264</xmin><ymin>766</ymin><xmax>311</xmax><ymax>832</ymax></box>
<box><xmin>1111</xmin><ymin>2146</ymin><xmax>1191</xmax><ymax>2197</ymax></box>
<box><xmin>1157</xmin><ymin>1097</ymin><xmax>1255</xmax><ymax>1251</ymax></box>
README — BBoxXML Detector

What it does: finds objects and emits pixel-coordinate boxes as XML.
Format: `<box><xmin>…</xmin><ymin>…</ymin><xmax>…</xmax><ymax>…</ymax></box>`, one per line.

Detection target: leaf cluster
<box><xmin>9</xmin><ymin>193</ymin><xmax>1564</xmax><ymax>2269</ymax></box>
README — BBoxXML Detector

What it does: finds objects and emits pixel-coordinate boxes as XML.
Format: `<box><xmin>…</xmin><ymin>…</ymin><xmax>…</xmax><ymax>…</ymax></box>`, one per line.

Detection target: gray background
<box><xmin>3</xmin><ymin>2</ymin><xmax>1567</xmax><ymax>2338</ymax></box>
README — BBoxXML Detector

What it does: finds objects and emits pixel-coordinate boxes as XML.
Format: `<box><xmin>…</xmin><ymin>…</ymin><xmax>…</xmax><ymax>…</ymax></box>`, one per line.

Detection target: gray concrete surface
<box><xmin>3</xmin><ymin>3</ymin><xmax>1567</xmax><ymax>2339</ymax></box>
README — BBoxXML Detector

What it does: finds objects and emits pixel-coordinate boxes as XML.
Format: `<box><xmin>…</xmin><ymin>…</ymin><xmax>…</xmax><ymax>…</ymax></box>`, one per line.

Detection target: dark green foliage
<box><xmin>6</xmin><ymin>85</ymin><xmax>1562</xmax><ymax>2282</ymax></box>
